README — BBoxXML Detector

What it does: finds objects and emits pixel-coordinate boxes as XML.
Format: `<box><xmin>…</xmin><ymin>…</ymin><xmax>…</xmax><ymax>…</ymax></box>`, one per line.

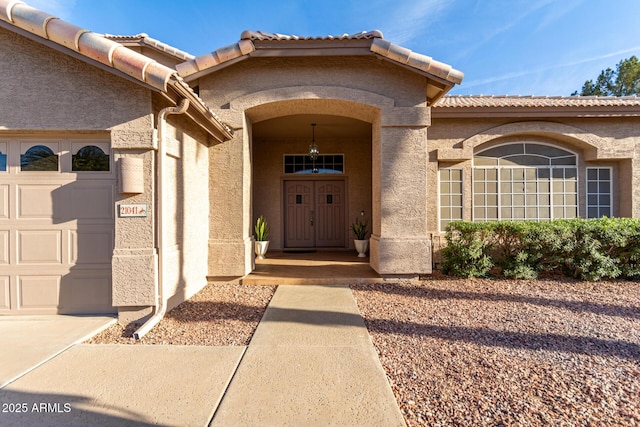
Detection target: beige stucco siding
<box><xmin>161</xmin><ymin>117</ymin><xmax>211</xmax><ymax>311</ymax></box>
<box><xmin>0</xmin><ymin>27</ymin><xmax>152</xmax><ymax>131</ymax></box>
<box><xmin>199</xmin><ymin>56</ymin><xmax>428</xmax><ymax>109</ymax></box>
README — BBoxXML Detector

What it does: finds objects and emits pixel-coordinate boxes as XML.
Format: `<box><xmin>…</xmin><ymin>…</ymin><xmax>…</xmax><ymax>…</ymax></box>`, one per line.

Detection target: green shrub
<box><xmin>441</xmin><ymin>222</ymin><xmax>493</xmax><ymax>278</ymax></box>
<box><xmin>441</xmin><ymin>218</ymin><xmax>640</xmax><ymax>281</ymax></box>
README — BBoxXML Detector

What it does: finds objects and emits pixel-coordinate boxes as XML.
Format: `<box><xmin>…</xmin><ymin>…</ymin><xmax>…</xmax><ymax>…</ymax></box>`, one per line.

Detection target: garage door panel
<box><xmin>0</xmin><ymin>230</ymin><xmax>8</xmax><ymax>264</ymax></box>
<box><xmin>6</xmin><ymin>139</ymin><xmax>115</xmax><ymax>315</ymax></box>
<box><xmin>71</xmin><ymin>230</ymin><xmax>113</xmax><ymax>264</ymax></box>
<box><xmin>17</xmin><ymin>184</ymin><xmax>62</xmax><ymax>219</ymax></box>
<box><xmin>17</xmin><ymin>230</ymin><xmax>62</xmax><ymax>264</ymax></box>
<box><xmin>69</xmin><ymin>184</ymin><xmax>113</xmax><ymax>220</ymax></box>
<box><xmin>0</xmin><ymin>276</ymin><xmax>9</xmax><ymax>309</ymax></box>
<box><xmin>65</xmin><ymin>274</ymin><xmax>113</xmax><ymax>313</ymax></box>
<box><xmin>0</xmin><ymin>184</ymin><xmax>8</xmax><ymax>219</ymax></box>
<box><xmin>18</xmin><ymin>275</ymin><xmax>61</xmax><ymax>309</ymax></box>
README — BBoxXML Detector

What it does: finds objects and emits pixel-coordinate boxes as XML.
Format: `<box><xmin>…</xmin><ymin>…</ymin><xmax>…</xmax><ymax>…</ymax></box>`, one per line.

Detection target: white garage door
<box><xmin>0</xmin><ymin>139</ymin><xmax>115</xmax><ymax>314</ymax></box>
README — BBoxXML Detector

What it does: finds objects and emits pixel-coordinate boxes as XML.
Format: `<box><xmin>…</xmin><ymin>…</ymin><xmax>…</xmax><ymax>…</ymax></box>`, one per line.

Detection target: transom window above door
<box><xmin>284</xmin><ymin>154</ymin><xmax>344</xmax><ymax>174</ymax></box>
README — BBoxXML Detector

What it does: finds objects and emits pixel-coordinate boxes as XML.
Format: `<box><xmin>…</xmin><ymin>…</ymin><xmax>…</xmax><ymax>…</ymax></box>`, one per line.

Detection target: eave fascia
<box><xmin>167</xmin><ymin>80</ymin><xmax>233</xmax><ymax>142</ymax></box>
<box><xmin>181</xmin><ymin>55</ymin><xmax>250</xmax><ymax>83</ymax></box>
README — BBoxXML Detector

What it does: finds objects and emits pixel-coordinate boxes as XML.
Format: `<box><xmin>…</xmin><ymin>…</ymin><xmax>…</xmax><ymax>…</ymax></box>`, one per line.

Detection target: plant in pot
<box><xmin>254</xmin><ymin>215</ymin><xmax>270</xmax><ymax>260</ymax></box>
<box><xmin>350</xmin><ymin>217</ymin><xmax>369</xmax><ymax>257</ymax></box>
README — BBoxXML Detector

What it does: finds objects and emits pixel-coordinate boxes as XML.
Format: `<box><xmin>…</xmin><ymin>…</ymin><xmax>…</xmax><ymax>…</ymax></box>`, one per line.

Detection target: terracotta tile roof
<box><xmin>436</xmin><ymin>95</ymin><xmax>640</xmax><ymax>108</ymax></box>
<box><xmin>239</xmin><ymin>29</ymin><xmax>384</xmax><ymax>41</ymax></box>
<box><xmin>0</xmin><ymin>0</ymin><xmax>232</xmax><ymax>139</ymax></box>
<box><xmin>369</xmin><ymin>38</ymin><xmax>463</xmax><ymax>85</ymax></box>
<box><xmin>104</xmin><ymin>33</ymin><xmax>195</xmax><ymax>61</ymax></box>
<box><xmin>177</xmin><ymin>29</ymin><xmax>464</xmax><ymax>87</ymax></box>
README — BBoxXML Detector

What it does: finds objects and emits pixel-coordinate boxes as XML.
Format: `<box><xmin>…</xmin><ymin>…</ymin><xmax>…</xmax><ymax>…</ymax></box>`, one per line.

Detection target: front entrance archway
<box><xmin>251</xmin><ymin>111</ymin><xmax>372</xmax><ymax>254</ymax></box>
<box><xmin>284</xmin><ymin>179</ymin><xmax>346</xmax><ymax>249</ymax></box>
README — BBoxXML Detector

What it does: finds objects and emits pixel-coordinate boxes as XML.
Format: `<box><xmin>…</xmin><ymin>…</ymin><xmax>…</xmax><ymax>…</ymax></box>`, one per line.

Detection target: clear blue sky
<box><xmin>29</xmin><ymin>0</ymin><xmax>640</xmax><ymax>96</ymax></box>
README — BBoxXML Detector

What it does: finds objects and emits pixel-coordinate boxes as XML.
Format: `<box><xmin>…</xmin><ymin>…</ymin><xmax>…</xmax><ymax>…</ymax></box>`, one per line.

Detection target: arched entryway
<box><xmin>251</xmin><ymin>113</ymin><xmax>373</xmax><ymax>252</ymax></box>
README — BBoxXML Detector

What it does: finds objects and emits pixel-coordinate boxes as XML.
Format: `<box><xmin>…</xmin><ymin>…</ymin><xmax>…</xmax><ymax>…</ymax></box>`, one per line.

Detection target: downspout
<box><xmin>134</xmin><ymin>98</ymin><xmax>190</xmax><ymax>340</ymax></box>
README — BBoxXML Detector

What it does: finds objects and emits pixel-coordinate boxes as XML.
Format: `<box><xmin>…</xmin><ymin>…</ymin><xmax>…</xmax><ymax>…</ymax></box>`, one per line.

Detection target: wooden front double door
<box><xmin>284</xmin><ymin>180</ymin><xmax>346</xmax><ymax>248</ymax></box>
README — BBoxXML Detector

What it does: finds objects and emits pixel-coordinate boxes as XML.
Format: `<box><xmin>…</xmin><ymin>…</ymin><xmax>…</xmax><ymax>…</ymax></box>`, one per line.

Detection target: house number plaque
<box><xmin>118</xmin><ymin>204</ymin><xmax>148</xmax><ymax>217</ymax></box>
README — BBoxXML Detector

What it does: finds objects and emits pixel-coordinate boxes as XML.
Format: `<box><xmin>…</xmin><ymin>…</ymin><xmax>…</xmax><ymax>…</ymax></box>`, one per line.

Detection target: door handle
<box><xmin>310</xmin><ymin>210</ymin><xmax>314</xmax><ymax>226</ymax></box>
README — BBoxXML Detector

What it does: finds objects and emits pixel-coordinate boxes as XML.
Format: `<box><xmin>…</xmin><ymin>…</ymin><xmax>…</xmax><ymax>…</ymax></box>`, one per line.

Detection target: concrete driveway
<box><xmin>0</xmin><ymin>315</ymin><xmax>115</xmax><ymax>388</ymax></box>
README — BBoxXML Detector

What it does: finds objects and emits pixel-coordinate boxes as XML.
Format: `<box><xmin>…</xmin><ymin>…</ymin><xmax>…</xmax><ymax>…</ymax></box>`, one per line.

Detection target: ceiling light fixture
<box><xmin>308</xmin><ymin>123</ymin><xmax>319</xmax><ymax>161</ymax></box>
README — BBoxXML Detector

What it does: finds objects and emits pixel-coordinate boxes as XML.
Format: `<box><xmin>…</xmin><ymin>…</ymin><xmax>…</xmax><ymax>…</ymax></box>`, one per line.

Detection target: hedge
<box><xmin>441</xmin><ymin>218</ymin><xmax>640</xmax><ymax>281</ymax></box>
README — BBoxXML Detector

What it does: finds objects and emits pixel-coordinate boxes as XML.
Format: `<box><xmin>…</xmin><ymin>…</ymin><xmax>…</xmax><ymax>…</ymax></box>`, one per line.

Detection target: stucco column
<box><xmin>110</xmin><ymin>121</ymin><xmax>158</xmax><ymax>323</ymax></box>
<box><xmin>207</xmin><ymin>112</ymin><xmax>253</xmax><ymax>277</ymax></box>
<box><xmin>370</xmin><ymin>107</ymin><xmax>432</xmax><ymax>275</ymax></box>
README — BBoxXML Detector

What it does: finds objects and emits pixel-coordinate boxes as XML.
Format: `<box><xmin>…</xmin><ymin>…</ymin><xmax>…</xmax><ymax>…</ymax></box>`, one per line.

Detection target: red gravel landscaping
<box><xmin>352</xmin><ymin>277</ymin><xmax>640</xmax><ymax>426</ymax></box>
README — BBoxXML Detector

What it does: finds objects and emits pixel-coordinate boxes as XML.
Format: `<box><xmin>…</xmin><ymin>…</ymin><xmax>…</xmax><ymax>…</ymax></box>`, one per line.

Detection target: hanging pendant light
<box><xmin>308</xmin><ymin>123</ymin><xmax>319</xmax><ymax>161</ymax></box>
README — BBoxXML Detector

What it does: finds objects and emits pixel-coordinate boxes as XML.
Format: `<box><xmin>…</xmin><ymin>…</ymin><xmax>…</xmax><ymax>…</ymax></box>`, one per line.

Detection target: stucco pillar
<box><xmin>207</xmin><ymin>112</ymin><xmax>253</xmax><ymax>277</ymax></box>
<box><xmin>370</xmin><ymin>107</ymin><xmax>432</xmax><ymax>275</ymax></box>
<box><xmin>110</xmin><ymin>122</ymin><xmax>157</xmax><ymax>323</ymax></box>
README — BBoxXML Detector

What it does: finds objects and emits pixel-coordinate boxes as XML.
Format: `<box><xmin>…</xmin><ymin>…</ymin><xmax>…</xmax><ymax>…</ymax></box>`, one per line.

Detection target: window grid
<box><xmin>283</xmin><ymin>154</ymin><xmax>344</xmax><ymax>174</ymax></box>
<box><xmin>439</xmin><ymin>168</ymin><xmax>463</xmax><ymax>231</ymax></box>
<box><xmin>473</xmin><ymin>167</ymin><xmax>578</xmax><ymax>221</ymax></box>
<box><xmin>586</xmin><ymin>167</ymin><xmax>612</xmax><ymax>218</ymax></box>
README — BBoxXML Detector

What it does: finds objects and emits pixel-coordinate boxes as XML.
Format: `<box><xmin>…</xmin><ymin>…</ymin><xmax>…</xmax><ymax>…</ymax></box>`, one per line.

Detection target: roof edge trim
<box><xmin>370</xmin><ymin>38</ymin><xmax>463</xmax><ymax>85</ymax></box>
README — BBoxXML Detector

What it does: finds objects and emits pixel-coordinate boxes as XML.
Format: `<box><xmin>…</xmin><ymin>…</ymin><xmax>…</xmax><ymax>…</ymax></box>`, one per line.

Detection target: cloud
<box><xmin>453</xmin><ymin>0</ymin><xmax>555</xmax><ymax>60</ymax></box>
<box><xmin>533</xmin><ymin>0</ymin><xmax>584</xmax><ymax>31</ymax></box>
<box><xmin>378</xmin><ymin>0</ymin><xmax>453</xmax><ymax>45</ymax></box>
<box><xmin>461</xmin><ymin>45</ymin><xmax>640</xmax><ymax>91</ymax></box>
<box><xmin>26</xmin><ymin>0</ymin><xmax>76</xmax><ymax>19</ymax></box>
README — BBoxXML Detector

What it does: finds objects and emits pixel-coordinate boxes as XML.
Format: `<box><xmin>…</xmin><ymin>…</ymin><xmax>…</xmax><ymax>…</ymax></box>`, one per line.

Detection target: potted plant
<box><xmin>254</xmin><ymin>215</ymin><xmax>270</xmax><ymax>260</ymax></box>
<box><xmin>350</xmin><ymin>217</ymin><xmax>369</xmax><ymax>257</ymax></box>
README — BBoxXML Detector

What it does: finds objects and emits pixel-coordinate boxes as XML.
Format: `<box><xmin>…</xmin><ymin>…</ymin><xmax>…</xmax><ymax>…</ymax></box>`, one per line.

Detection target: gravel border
<box><xmin>352</xmin><ymin>276</ymin><xmax>640</xmax><ymax>426</ymax></box>
<box><xmin>88</xmin><ymin>283</ymin><xmax>276</xmax><ymax>346</ymax></box>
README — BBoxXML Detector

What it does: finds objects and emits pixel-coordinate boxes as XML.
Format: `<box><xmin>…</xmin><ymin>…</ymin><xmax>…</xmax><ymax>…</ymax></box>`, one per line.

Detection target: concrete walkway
<box><xmin>0</xmin><ymin>315</ymin><xmax>116</xmax><ymax>388</ymax></box>
<box><xmin>0</xmin><ymin>285</ymin><xmax>405</xmax><ymax>426</ymax></box>
<box><xmin>211</xmin><ymin>284</ymin><xmax>405</xmax><ymax>426</ymax></box>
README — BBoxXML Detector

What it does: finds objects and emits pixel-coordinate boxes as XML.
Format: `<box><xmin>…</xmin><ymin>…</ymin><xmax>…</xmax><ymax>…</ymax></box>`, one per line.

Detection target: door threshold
<box><xmin>282</xmin><ymin>249</ymin><xmax>317</xmax><ymax>253</ymax></box>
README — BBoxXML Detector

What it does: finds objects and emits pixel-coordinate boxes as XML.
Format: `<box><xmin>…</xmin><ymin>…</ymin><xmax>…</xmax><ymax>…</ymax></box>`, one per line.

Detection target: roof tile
<box><xmin>436</xmin><ymin>95</ymin><xmax>640</xmax><ymax>108</ymax></box>
<box><xmin>239</xmin><ymin>29</ymin><xmax>384</xmax><ymax>41</ymax></box>
<box><xmin>104</xmin><ymin>33</ymin><xmax>195</xmax><ymax>61</ymax></box>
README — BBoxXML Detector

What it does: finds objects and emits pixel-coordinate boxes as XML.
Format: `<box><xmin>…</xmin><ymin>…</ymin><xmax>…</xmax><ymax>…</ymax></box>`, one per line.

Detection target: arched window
<box><xmin>473</xmin><ymin>143</ymin><xmax>577</xmax><ymax>221</ymax></box>
<box><xmin>72</xmin><ymin>145</ymin><xmax>110</xmax><ymax>171</ymax></box>
<box><xmin>21</xmin><ymin>145</ymin><xmax>58</xmax><ymax>171</ymax></box>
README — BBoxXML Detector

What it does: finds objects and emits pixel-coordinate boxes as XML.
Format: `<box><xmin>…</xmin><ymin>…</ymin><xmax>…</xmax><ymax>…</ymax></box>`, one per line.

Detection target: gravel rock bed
<box><xmin>88</xmin><ymin>283</ymin><xmax>276</xmax><ymax>346</ymax></box>
<box><xmin>351</xmin><ymin>276</ymin><xmax>640</xmax><ymax>427</ymax></box>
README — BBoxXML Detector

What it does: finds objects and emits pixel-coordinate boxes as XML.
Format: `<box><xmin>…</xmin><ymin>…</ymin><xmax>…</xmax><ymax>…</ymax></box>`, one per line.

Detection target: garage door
<box><xmin>0</xmin><ymin>139</ymin><xmax>115</xmax><ymax>314</ymax></box>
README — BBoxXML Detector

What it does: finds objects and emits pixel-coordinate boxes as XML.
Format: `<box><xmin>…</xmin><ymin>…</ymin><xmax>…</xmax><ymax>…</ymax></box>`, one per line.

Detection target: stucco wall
<box><xmin>199</xmin><ymin>56</ymin><xmax>427</xmax><ymax>109</ymax></box>
<box><xmin>161</xmin><ymin>117</ymin><xmax>211</xmax><ymax>311</ymax></box>
<box><xmin>0</xmin><ymin>26</ymin><xmax>152</xmax><ymax>131</ymax></box>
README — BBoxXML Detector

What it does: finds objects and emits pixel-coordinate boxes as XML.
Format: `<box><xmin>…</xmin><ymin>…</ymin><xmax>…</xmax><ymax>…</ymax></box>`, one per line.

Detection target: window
<box><xmin>586</xmin><ymin>167</ymin><xmax>612</xmax><ymax>218</ymax></box>
<box><xmin>0</xmin><ymin>151</ymin><xmax>6</xmax><ymax>172</ymax></box>
<box><xmin>439</xmin><ymin>169</ymin><xmax>463</xmax><ymax>230</ymax></box>
<box><xmin>21</xmin><ymin>145</ymin><xmax>58</xmax><ymax>171</ymax></box>
<box><xmin>72</xmin><ymin>145</ymin><xmax>110</xmax><ymax>171</ymax></box>
<box><xmin>284</xmin><ymin>154</ymin><xmax>344</xmax><ymax>174</ymax></box>
<box><xmin>473</xmin><ymin>143</ymin><xmax>577</xmax><ymax>221</ymax></box>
